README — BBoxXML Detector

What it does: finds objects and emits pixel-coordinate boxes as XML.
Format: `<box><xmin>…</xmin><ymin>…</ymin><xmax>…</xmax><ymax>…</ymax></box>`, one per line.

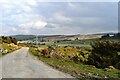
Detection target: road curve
<box><xmin>0</xmin><ymin>47</ymin><xmax>74</xmax><ymax>78</ymax></box>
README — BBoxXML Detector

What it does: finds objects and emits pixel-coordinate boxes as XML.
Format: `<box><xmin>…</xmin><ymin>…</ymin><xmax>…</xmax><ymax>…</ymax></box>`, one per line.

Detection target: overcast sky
<box><xmin>0</xmin><ymin>0</ymin><xmax>119</xmax><ymax>35</ymax></box>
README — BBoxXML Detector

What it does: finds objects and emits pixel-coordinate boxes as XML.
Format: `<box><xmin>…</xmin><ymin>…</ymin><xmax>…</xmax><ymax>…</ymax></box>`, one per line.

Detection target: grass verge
<box><xmin>29</xmin><ymin>47</ymin><xmax>120</xmax><ymax>79</ymax></box>
<box><xmin>0</xmin><ymin>43</ymin><xmax>21</xmax><ymax>57</ymax></box>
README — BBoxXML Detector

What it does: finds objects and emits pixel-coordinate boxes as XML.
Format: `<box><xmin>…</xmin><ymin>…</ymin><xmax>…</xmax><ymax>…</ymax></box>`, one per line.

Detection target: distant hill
<box><xmin>12</xmin><ymin>35</ymin><xmax>36</xmax><ymax>41</ymax></box>
<box><xmin>100</xmin><ymin>33</ymin><xmax>120</xmax><ymax>40</ymax></box>
<box><xmin>12</xmin><ymin>34</ymin><xmax>102</xmax><ymax>41</ymax></box>
<box><xmin>92</xmin><ymin>32</ymin><xmax>117</xmax><ymax>35</ymax></box>
<box><xmin>12</xmin><ymin>32</ymin><xmax>119</xmax><ymax>42</ymax></box>
<box><xmin>12</xmin><ymin>35</ymin><xmax>67</xmax><ymax>41</ymax></box>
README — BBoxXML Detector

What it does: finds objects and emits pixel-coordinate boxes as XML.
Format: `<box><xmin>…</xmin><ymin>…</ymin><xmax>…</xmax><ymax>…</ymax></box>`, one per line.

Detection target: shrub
<box><xmin>87</xmin><ymin>40</ymin><xmax>120</xmax><ymax>69</ymax></box>
<box><xmin>1</xmin><ymin>36</ymin><xmax>17</xmax><ymax>44</ymax></box>
<box><xmin>41</xmin><ymin>48</ymin><xmax>51</xmax><ymax>58</ymax></box>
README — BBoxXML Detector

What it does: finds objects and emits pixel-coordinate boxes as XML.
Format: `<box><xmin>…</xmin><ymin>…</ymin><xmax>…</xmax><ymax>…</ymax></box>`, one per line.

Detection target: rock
<box><xmin>3</xmin><ymin>49</ymin><xmax>8</xmax><ymax>53</ymax></box>
<box><xmin>104</xmin><ymin>66</ymin><xmax>117</xmax><ymax>71</ymax></box>
<box><xmin>50</xmin><ymin>50</ymin><xmax>62</xmax><ymax>59</ymax></box>
<box><xmin>88</xmin><ymin>72</ymin><xmax>92</xmax><ymax>76</ymax></box>
<box><xmin>0</xmin><ymin>48</ymin><xmax>8</xmax><ymax>53</ymax></box>
<box><xmin>88</xmin><ymin>65</ymin><xmax>96</xmax><ymax>68</ymax></box>
<box><xmin>71</xmin><ymin>56</ymin><xmax>79</xmax><ymax>63</ymax></box>
<box><xmin>108</xmin><ymin>66</ymin><xmax>116</xmax><ymax>69</ymax></box>
<box><xmin>0</xmin><ymin>48</ymin><xmax>3</xmax><ymax>53</ymax></box>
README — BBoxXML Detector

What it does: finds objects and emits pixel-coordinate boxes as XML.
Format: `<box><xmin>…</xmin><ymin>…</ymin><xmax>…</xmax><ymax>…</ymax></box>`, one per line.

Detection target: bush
<box><xmin>1</xmin><ymin>36</ymin><xmax>17</xmax><ymax>44</ymax></box>
<box><xmin>87</xmin><ymin>40</ymin><xmax>120</xmax><ymax>69</ymax></box>
<box><xmin>41</xmin><ymin>48</ymin><xmax>51</xmax><ymax>58</ymax></box>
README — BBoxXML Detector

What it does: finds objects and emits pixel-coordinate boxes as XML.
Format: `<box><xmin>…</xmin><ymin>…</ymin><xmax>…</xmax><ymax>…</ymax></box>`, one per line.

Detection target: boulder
<box><xmin>50</xmin><ymin>50</ymin><xmax>62</xmax><ymax>59</ymax></box>
<box><xmin>3</xmin><ymin>49</ymin><xmax>8</xmax><ymax>53</ymax></box>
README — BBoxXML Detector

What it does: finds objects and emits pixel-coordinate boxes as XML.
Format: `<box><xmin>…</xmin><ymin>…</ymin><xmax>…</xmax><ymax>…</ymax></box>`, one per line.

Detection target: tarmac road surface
<box><xmin>0</xmin><ymin>47</ymin><xmax>74</xmax><ymax>78</ymax></box>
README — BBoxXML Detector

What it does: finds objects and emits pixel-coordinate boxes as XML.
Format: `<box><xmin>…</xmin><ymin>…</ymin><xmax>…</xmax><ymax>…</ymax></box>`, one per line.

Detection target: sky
<box><xmin>0</xmin><ymin>0</ymin><xmax>119</xmax><ymax>35</ymax></box>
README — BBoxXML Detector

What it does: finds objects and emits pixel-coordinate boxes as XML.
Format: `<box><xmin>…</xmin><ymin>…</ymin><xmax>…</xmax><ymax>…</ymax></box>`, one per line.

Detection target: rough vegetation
<box><xmin>1</xmin><ymin>36</ymin><xmax>17</xmax><ymax>44</ymax></box>
<box><xmin>0</xmin><ymin>36</ymin><xmax>21</xmax><ymax>57</ymax></box>
<box><xmin>29</xmin><ymin>40</ymin><xmax>120</xmax><ymax>79</ymax></box>
<box><xmin>87</xmin><ymin>40</ymin><xmax>120</xmax><ymax>70</ymax></box>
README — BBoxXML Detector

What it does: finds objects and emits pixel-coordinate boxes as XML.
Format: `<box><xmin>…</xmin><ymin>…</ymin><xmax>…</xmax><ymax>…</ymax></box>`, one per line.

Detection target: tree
<box><xmin>1</xmin><ymin>36</ymin><xmax>17</xmax><ymax>44</ymax></box>
<box><xmin>12</xmin><ymin>38</ymin><xmax>17</xmax><ymax>45</ymax></box>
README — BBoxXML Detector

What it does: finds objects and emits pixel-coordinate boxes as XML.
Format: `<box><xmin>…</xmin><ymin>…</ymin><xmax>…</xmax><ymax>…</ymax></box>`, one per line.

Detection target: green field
<box><xmin>35</xmin><ymin>38</ymin><xmax>120</xmax><ymax>47</ymax></box>
<box><xmin>33</xmin><ymin>39</ymin><xmax>97</xmax><ymax>48</ymax></box>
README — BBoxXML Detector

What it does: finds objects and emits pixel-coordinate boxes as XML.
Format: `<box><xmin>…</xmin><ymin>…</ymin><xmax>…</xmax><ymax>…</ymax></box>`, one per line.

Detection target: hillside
<box><xmin>11</xmin><ymin>33</ymin><xmax>120</xmax><ymax>45</ymax></box>
<box><xmin>12</xmin><ymin>34</ymin><xmax>103</xmax><ymax>42</ymax></box>
<box><xmin>12</xmin><ymin>35</ymin><xmax>36</xmax><ymax>41</ymax></box>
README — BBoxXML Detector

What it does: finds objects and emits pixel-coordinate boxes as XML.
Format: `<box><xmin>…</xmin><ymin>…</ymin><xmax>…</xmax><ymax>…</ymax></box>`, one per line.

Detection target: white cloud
<box><xmin>53</xmin><ymin>13</ymin><xmax>72</xmax><ymax>22</ymax></box>
<box><xmin>35</xmin><ymin>21</ymin><xmax>47</xmax><ymax>29</ymax></box>
<box><xmin>8</xmin><ymin>12</ymin><xmax>44</xmax><ymax>23</ymax></box>
<box><xmin>0</xmin><ymin>0</ymin><xmax>38</xmax><ymax>15</ymax></box>
<box><xmin>19</xmin><ymin>20</ymin><xmax>47</xmax><ymax>29</ymax></box>
<box><xmin>1</xmin><ymin>2</ymin><xmax>117</xmax><ymax>35</ymax></box>
<box><xmin>2</xmin><ymin>27</ymin><xmax>18</xmax><ymax>35</ymax></box>
<box><xmin>11</xmin><ymin>27</ymin><xmax>17</xmax><ymax>32</ymax></box>
<box><xmin>27</xmin><ymin>0</ymin><xmax>38</xmax><ymax>6</ymax></box>
<box><xmin>1</xmin><ymin>0</ymin><xmax>47</xmax><ymax>35</ymax></box>
<box><xmin>19</xmin><ymin>23</ymin><xmax>33</xmax><ymax>29</ymax></box>
<box><xmin>21</xmin><ymin>5</ymin><xmax>32</xmax><ymax>12</ymax></box>
<box><xmin>1</xmin><ymin>4</ymin><xmax>13</xmax><ymax>9</ymax></box>
<box><xmin>21</xmin><ymin>0</ymin><xmax>119</xmax><ymax>2</ymax></box>
<box><xmin>0</xmin><ymin>0</ymin><xmax>38</xmax><ymax>6</ymax></box>
<box><xmin>68</xmin><ymin>3</ymin><xmax>77</xmax><ymax>8</ymax></box>
<box><xmin>79</xmin><ymin>17</ymin><xmax>102</xmax><ymax>25</ymax></box>
<box><xmin>20</xmin><ymin>29</ymin><xmax>30</xmax><ymax>34</ymax></box>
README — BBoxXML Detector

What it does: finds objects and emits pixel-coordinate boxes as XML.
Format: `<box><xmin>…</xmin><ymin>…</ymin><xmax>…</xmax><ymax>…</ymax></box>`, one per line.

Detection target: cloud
<box><xmin>11</xmin><ymin>27</ymin><xmax>17</xmax><ymax>32</ymax></box>
<box><xmin>0</xmin><ymin>0</ymin><xmax>39</xmax><ymax>17</ymax></box>
<box><xmin>83</xmin><ymin>17</ymin><xmax>101</xmax><ymax>24</ymax></box>
<box><xmin>35</xmin><ymin>21</ymin><xmax>47</xmax><ymax>29</ymax></box>
<box><xmin>19</xmin><ymin>20</ymin><xmax>47</xmax><ymax>30</ymax></box>
<box><xmin>47</xmin><ymin>12</ymin><xmax>72</xmax><ymax>27</ymax></box>
<box><xmin>19</xmin><ymin>23</ymin><xmax>33</xmax><ymax>29</ymax></box>
<box><xmin>20</xmin><ymin>29</ymin><xmax>30</xmax><ymax>34</ymax></box>
<box><xmin>53</xmin><ymin>13</ymin><xmax>72</xmax><ymax>22</ymax></box>
<box><xmin>1</xmin><ymin>0</ymin><xmax>47</xmax><ymax>34</ymax></box>
<box><xmin>2</xmin><ymin>26</ymin><xmax>18</xmax><ymax>35</ymax></box>
<box><xmin>1</xmin><ymin>2</ymin><xmax>118</xmax><ymax>35</ymax></box>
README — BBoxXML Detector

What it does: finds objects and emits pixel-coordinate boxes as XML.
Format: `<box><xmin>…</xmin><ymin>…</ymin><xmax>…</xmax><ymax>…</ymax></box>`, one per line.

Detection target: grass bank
<box><xmin>29</xmin><ymin>47</ymin><xmax>120</xmax><ymax>79</ymax></box>
<box><xmin>0</xmin><ymin>43</ymin><xmax>21</xmax><ymax>57</ymax></box>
